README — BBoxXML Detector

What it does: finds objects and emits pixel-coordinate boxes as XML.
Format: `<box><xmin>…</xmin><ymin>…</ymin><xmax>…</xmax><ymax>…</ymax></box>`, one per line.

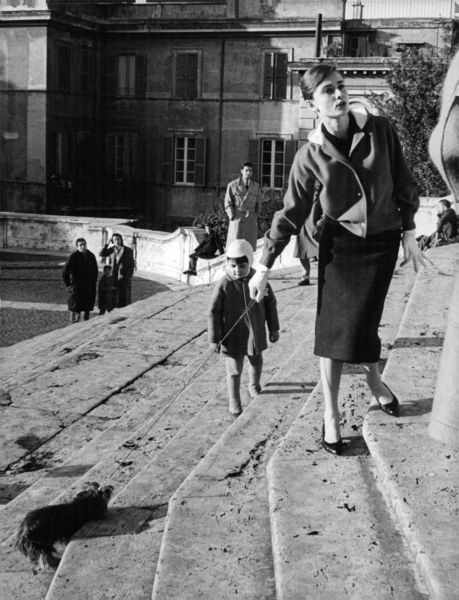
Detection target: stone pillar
<box><xmin>428</xmin><ymin>50</ymin><xmax>459</xmax><ymax>447</ymax></box>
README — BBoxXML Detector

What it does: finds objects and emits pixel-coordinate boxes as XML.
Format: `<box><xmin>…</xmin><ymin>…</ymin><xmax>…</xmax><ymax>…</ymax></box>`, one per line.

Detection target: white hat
<box><xmin>226</xmin><ymin>239</ymin><xmax>254</xmax><ymax>267</ymax></box>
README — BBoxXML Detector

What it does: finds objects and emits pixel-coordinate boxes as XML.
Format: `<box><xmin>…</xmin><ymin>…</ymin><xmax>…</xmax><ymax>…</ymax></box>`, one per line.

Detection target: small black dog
<box><xmin>16</xmin><ymin>481</ymin><xmax>113</xmax><ymax>569</ymax></box>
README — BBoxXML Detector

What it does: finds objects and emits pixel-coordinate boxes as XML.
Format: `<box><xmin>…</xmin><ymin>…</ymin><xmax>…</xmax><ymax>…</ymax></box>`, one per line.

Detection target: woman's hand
<box><xmin>249</xmin><ymin>268</ymin><xmax>270</xmax><ymax>302</ymax></box>
<box><xmin>400</xmin><ymin>230</ymin><xmax>430</xmax><ymax>272</ymax></box>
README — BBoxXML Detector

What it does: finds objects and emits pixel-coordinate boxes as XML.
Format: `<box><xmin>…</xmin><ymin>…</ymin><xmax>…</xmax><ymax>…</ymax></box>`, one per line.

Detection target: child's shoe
<box><xmin>229</xmin><ymin>398</ymin><xmax>242</xmax><ymax>418</ymax></box>
<box><xmin>247</xmin><ymin>384</ymin><xmax>262</xmax><ymax>400</ymax></box>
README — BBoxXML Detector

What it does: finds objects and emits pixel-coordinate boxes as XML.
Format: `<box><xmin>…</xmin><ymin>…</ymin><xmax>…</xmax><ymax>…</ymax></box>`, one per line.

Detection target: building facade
<box><xmin>0</xmin><ymin>0</ymin><xmax>457</xmax><ymax>229</ymax></box>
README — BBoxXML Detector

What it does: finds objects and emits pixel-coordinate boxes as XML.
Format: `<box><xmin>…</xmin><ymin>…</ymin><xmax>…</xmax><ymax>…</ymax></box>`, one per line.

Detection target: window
<box><xmin>263</xmin><ymin>52</ymin><xmax>288</xmax><ymax>100</ymax></box>
<box><xmin>175</xmin><ymin>52</ymin><xmax>199</xmax><ymax>99</ymax></box>
<box><xmin>261</xmin><ymin>139</ymin><xmax>286</xmax><ymax>188</ymax></box>
<box><xmin>349</xmin><ymin>35</ymin><xmax>368</xmax><ymax>57</ymax></box>
<box><xmin>249</xmin><ymin>138</ymin><xmax>297</xmax><ymax>190</ymax></box>
<box><xmin>162</xmin><ymin>135</ymin><xmax>206</xmax><ymax>186</ymax></box>
<box><xmin>55</xmin><ymin>132</ymin><xmax>73</xmax><ymax>178</ymax></box>
<box><xmin>118</xmin><ymin>55</ymin><xmax>136</xmax><ymax>96</ymax></box>
<box><xmin>105</xmin><ymin>54</ymin><xmax>146</xmax><ymax>97</ymax></box>
<box><xmin>79</xmin><ymin>48</ymin><xmax>95</xmax><ymax>95</ymax></box>
<box><xmin>57</xmin><ymin>44</ymin><xmax>71</xmax><ymax>92</ymax></box>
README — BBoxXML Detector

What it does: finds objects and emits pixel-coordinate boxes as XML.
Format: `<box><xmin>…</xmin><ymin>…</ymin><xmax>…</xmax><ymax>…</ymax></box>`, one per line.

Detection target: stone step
<box><xmin>151</xmin><ymin>322</ymin><xmax>319</xmax><ymax>599</ymax></box>
<box><xmin>1</xmin><ymin>269</ymin><xmax>312</xmax><ymax>600</ymax></box>
<box><xmin>43</xmin><ymin>274</ymin><xmax>315</xmax><ymax>600</ymax></box>
<box><xmin>0</xmin><ymin>336</ymin><xmax>217</xmax><ymax>540</ymax></box>
<box><xmin>266</xmin><ymin>263</ymin><xmax>426</xmax><ymax>599</ymax></box>
<box><xmin>362</xmin><ymin>245</ymin><xmax>459</xmax><ymax>600</ymax></box>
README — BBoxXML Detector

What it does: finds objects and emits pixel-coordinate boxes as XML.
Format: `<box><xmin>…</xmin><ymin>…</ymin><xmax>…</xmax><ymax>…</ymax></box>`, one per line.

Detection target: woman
<box><xmin>249</xmin><ymin>63</ymin><xmax>427</xmax><ymax>455</ymax></box>
<box><xmin>224</xmin><ymin>161</ymin><xmax>262</xmax><ymax>251</ymax></box>
<box><xmin>99</xmin><ymin>232</ymin><xmax>135</xmax><ymax>308</ymax></box>
<box><xmin>62</xmin><ymin>237</ymin><xmax>98</xmax><ymax>323</ymax></box>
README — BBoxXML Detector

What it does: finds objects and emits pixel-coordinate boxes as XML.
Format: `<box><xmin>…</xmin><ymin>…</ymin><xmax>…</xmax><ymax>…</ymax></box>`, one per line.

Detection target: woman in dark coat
<box><xmin>62</xmin><ymin>238</ymin><xmax>98</xmax><ymax>323</ymax></box>
<box><xmin>249</xmin><ymin>63</ymin><xmax>427</xmax><ymax>455</ymax></box>
<box><xmin>99</xmin><ymin>232</ymin><xmax>135</xmax><ymax>308</ymax></box>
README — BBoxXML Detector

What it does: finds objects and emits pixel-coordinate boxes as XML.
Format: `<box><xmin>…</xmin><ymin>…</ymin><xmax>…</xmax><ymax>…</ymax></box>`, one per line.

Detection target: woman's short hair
<box><xmin>439</xmin><ymin>199</ymin><xmax>451</xmax><ymax>209</ymax></box>
<box><xmin>75</xmin><ymin>237</ymin><xmax>86</xmax><ymax>245</ymax></box>
<box><xmin>241</xmin><ymin>161</ymin><xmax>253</xmax><ymax>169</ymax></box>
<box><xmin>112</xmin><ymin>233</ymin><xmax>124</xmax><ymax>245</ymax></box>
<box><xmin>300</xmin><ymin>63</ymin><xmax>337</xmax><ymax>100</ymax></box>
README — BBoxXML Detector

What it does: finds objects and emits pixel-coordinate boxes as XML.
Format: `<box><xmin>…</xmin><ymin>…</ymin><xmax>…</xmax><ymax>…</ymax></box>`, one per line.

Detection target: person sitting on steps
<box><xmin>183</xmin><ymin>223</ymin><xmax>225</xmax><ymax>276</ymax></box>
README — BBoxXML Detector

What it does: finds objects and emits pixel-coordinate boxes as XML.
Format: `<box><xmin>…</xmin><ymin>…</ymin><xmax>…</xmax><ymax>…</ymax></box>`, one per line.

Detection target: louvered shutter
<box><xmin>195</xmin><ymin>137</ymin><xmax>206</xmax><ymax>186</ymax></box>
<box><xmin>162</xmin><ymin>136</ymin><xmax>174</xmax><ymax>184</ymax></box>
<box><xmin>135</xmin><ymin>55</ymin><xmax>146</xmax><ymax>96</ymax></box>
<box><xmin>105</xmin><ymin>55</ymin><xmax>117</xmax><ymax>96</ymax></box>
<box><xmin>283</xmin><ymin>140</ymin><xmax>297</xmax><ymax>184</ymax></box>
<box><xmin>248</xmin><ymin>139</ymin><xmax>260</xmax><ymax>182</ymax></box>
<box><xmin>263</xmin><ymin>53</ymin><xmax>273</xmax><ymax>99</ymax></box>
<box><xmin>274</xmin><ymin>53</ymin><xmax>288</xmax><ymax>100</ymax></box>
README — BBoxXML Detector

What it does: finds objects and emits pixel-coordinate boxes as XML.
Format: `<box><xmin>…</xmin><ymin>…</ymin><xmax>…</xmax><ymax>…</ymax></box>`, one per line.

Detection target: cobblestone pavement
<box><xmin>0</xmin><ymin>251</ymin><xmax>184</xmax><ymax>347</ymax></box>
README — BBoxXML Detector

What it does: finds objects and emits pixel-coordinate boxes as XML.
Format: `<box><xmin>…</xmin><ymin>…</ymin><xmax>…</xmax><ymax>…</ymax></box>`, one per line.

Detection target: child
<box><xmin>208</xmin><ymin>239</ymin><xmax>280</xmax><ymax>417</ymax></box>
<box><xmin>98</xmin><ymin>264</ymin><xmax>118</xmax><ymax>315</ymax></box>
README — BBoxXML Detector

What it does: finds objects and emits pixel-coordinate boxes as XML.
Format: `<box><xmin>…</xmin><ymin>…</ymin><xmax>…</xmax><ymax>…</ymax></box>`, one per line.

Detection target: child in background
<box><xmin>208</xmin><ymin>239</ymin><xmax>280</xmax><ymax>417</ymax></box>
<box><xmin>98</xmin><ymin>264</ymin><xmax>118</xmax><ymax>315</ymax></box>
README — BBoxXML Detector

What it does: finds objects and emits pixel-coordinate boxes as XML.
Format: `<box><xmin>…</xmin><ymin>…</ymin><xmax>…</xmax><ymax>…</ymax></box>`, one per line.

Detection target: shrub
<box><xmin>370</xmin><ymin>48</ymin><xmax>451</xmax><ymax>196</ymax></box>
<box><xmin>192</xmin><ymin>187</ymin><xmax>285</xmax><ymax>246</ymax></box>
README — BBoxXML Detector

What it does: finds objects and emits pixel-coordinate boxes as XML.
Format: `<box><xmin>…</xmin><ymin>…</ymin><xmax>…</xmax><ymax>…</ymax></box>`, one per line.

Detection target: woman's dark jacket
<box><xmin>259</xmin><ymin>108</ymin><xmax>420</xmax><ymax>268</ymax></box>
<box><xmin>62</xmin><ymin>250</ymin><xmax>98</xmax><ymax>312</ymax></box>
<box><xmin>99</xmin><ymin>245</ymin><xmax>135</xmax><ymax>283</ymax></box>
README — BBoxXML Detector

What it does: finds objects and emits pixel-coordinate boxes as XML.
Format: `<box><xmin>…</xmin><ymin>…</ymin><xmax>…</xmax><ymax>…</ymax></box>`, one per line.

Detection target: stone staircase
<box><xmin>0</xmin><ymin>252</ymin><xmax>457</xmax><ymax>599</ymax></box>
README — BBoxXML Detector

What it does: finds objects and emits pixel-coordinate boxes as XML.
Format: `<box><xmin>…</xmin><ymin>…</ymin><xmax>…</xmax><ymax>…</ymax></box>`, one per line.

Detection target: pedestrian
<box><xmin>224</xmin><ymin>161</ymin><xmax>262</xmax><ymax>251</ymax></box>
<box><xmin>62</xmin><ymin>238</ymin><xmax>98</xmax><ymax>323</ymax></box>
<box><xmin>183</xmin><ymin>223</ymin><xmax>225</xmax><ymax>276</ymax></box>
<box><xmin>293</xmin><ymin>189</ymin><xmax>324</xmax><ymax>286</ymax></box>
<box><xmin>208</xmin><ymin>239</ymin><xmax>280</xmax><ymax>418</ymax></box>
<box><xmin>97</xmin><ymin>264</ymin><xmax>118</xmax><ymax>315</ymax></box>
<box><xmin>417</xmin><ymin>198</ymin><xmax>457</xmax><ymax>250</ymax></box>
<box><xmin>249</xmin><ymin>63</ymin><xmax>427</xmax><ymax>455</ymax></box>
<box><xmin>99</xmin><ymin>232</ymin><xmax>135</xmax><ymax>308</ymax></box>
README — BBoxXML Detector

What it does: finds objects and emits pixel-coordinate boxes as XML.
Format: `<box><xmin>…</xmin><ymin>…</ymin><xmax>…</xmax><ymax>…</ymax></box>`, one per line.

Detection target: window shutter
<box><xmin>263</xmin><ymin>53</ymin><xmax>273</xmax><ymax>99</ymax></box>
<box><xmin>187</xmin><ymin>53</ymin><xmax>198</xmax><ymax>99</ymax></box>
<box><xmin>195</xmin><ymin>137</ymin><xmax>206</xmax><ymax>186</ymax></box>
<box><xmin>283</xmin><ymin>140</ymin><xmax>297</xmax><ymax>183</ymax></box>
<box><xmin>135</xmin><ymin>55</ymin><xmax>146</xmax><ymax>96</ymax></box>
<box><xmin>248</xmin><ymin>139</ymin><xmax>260</xmax><ymax>182</ymax></box>
<box><xmin>175</xmin><ymin>54</ymin><xmax>187</xmax><ymax>98</ymax></box>
<box><xmin>274</xmin><ymin>53</ymin><xmax>288</xmax><ymax>100</ymax></box>
<box><xmin>162</xmin><ymin>136</ymin><xmax>174</xmax><ymax>184</ymax></box>
<box><xmin>105</xmin><ymin>55</ymin><xmax>117</xmax><ymax>96</ymax></box>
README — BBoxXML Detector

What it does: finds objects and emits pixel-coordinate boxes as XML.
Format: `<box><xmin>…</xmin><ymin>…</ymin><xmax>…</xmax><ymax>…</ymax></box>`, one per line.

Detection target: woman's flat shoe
<box><xmin>321</xmin><ymin>424</ymin><xmax>344</xmax><ymax>455</ymax></box>
<box><xmin>375</xmin><ymin>383</ymin><xmax>399</xmax><ymax>416</ymax></box>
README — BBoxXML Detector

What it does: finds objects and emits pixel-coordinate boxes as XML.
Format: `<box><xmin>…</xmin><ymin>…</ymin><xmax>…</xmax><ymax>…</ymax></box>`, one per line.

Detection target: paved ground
<box><xmin>0</xmin><ymin>250</ymin><xmax>183</xmax><ymax>347</ymax></box>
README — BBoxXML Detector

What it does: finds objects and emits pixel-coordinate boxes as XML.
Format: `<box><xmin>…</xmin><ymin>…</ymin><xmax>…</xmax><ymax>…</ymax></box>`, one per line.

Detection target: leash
<box><xmin>101</xmin><ymin>297</ymin><xmax>257</xmax><ymax>485</ymax></box>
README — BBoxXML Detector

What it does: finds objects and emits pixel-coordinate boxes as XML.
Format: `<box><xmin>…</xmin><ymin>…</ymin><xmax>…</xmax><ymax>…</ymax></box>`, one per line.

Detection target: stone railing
<box><xmin>0</xmin><ymin>198</ymin><xmax>453</xmax><ymax>284</ymax></box>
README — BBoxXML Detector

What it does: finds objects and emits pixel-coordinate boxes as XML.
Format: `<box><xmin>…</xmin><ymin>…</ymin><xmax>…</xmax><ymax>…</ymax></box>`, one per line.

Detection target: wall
<box><xmin>1</xmin><ymin>199</ymin><xmax>449</xmax><ymax>287</ymax></box>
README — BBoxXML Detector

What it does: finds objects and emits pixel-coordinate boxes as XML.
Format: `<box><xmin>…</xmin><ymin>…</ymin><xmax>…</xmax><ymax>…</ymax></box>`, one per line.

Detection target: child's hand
<box><xmin>209</xmin><ymin>343</ymin><xmax>220</xmax><ymax>353</ymax></box>
<box><xmin>269</xmin><ymin>331</ymin><xmax>279</xmax><ymax>343</ymax></box>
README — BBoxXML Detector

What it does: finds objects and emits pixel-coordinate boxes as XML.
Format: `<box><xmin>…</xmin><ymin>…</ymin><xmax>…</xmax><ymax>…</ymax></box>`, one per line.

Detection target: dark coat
<box><xmin>193</xmin><ymin>231</ymin><xmax>225</xmax><ymax>258</ymax></box>
<box><xmin>99</xmin><ymin>244</ymin><xmax>135</xmax><ymax>307</ymax></box>
<box><xmin>436</xmin><ymin>208</ymin><xmax>458</xmax><ymax>242</ymax></box>
<box><xmin>62</xmin><ymin>250</ymin><xmax>98</xmax><ymax>312</ymax></box>
<box><xmin>208</xmin><ymin>268</ymin><xmax>279</xmax><ymax>356</ymax></box>
<box><xmin>99</xmin><ymin>244</ymin><xmax>135</xmax><ymax>282</ymax></box>
<box><xmin>98</xmin><ymin>274</ymin><xmax>118</xmax><ymax>311</ymax></box>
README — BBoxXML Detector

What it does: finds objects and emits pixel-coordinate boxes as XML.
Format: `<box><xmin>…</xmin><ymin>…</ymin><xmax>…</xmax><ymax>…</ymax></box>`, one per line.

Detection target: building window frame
<box><xmin>56</xmin><ymin>43</ymin><xmax>72</xmax><ymax>92</ymax></box>
<box><xmin>162</xmin><ymin>134</ymin><xmax>206</xmax><ymax>186</ymax></box>
<box><xmin>262</xmin><ymin>51</ymin><xmax>289</xmax><ymax>100</ymax></box>
<box><xmin>173</xmin><ymin>50</ymin><xmax>202</xmax><ymax>99</ymax></box>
